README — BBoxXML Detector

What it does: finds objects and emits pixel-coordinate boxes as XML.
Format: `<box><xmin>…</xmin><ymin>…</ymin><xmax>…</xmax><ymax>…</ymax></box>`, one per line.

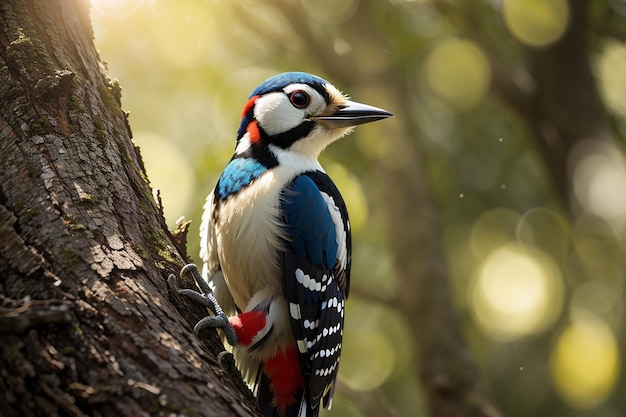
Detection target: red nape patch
<box><xmin>241</xmin><ymin>95</ymin><xmax>259</xmax><ymax>118</ymax></box>
<box><xmin>247</xmin><ymin>120</ymin><xmax>261</xmax><ymax>144</ymax></box>
<box><xmin>263</xmin><ymin>347</ymin><xmax>305</xmax><ymax>416</ymax></box>
<box><xmin>229</xmin><ymin>310</ymin><xmax>266</xmax><ymax>346</ymax></box>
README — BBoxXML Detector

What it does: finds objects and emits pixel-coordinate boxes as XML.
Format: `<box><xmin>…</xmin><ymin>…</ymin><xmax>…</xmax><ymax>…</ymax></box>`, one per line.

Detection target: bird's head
<box><xmin>235</xmin><ymin>72</ymin><xmax>392</xmax><ymax>161</ymax></box>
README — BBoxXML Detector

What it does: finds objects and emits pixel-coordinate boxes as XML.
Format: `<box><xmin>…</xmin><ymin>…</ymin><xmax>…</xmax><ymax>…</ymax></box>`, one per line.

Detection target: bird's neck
<box><xmin>234</xmin><ymin>135</ymin><xmax>324</xmax><ymax>175</ymax></box>
<box><xmin>267</xmin><ymin>144</ymin><xmax>325</xmax><ymax>175</ymax></box>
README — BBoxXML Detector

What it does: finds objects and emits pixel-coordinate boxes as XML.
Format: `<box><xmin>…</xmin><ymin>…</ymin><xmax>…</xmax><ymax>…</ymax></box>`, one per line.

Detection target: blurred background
<box><xmin>90</xmin><ymin>0</ymin><xmax>626</xmax><ymax>416</ymax></box>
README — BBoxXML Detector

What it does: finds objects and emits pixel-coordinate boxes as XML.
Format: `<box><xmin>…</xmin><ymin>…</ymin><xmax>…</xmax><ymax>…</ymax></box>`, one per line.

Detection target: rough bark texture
<box><xmin>0</xmin><ymin>1</ymin><xmax>256</xmax><ymax>416</ymax></box>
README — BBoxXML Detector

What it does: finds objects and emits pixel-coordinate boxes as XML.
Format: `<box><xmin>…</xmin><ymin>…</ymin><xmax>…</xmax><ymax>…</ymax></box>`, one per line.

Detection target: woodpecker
<box><xmin>173</xmin><ymin>72</ymin><xmax>392</xmax><ymax>417</ymax></box>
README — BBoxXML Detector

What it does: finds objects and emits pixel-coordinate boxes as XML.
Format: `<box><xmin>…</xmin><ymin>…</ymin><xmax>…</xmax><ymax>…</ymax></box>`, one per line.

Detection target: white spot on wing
<box><xmin>235</xmin><ymin>134</ymin><xmax>252</xmax><ymax>155</ymax></box>
<box><xmin>290</xmin><ymin>302</ymin><xmax>302</xmax><ymax>319</ymax></box>
<box><xmin>297</xmin><ymin>339</ymin><xmax>307</xmax><ymax>353</ymax></box>
<box><xmin>295</xmin><ymin>268</ymin><xmax>305</xmax><ymax>284</ymax></box>
<box><xmin>320</xmin><ymin>192</ymin><xmax>348</xmax><ymax>271</ymax></box>
<box><xmin>298</xmin><ymin>396</ymin><xmax>308</xmax><ymax>417</ymax></box>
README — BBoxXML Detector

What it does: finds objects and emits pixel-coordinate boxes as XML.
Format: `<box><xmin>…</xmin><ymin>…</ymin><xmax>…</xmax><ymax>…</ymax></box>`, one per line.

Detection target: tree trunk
<box><xmin>529</xmin><ymin>0</ymin><xmax>614</xmax><ymax>212</ymax></box>
<box><xmin>0</xmin><ymin>1</ymin><xmax>255</xmax><ymax>416</ymax></box>
<box><xmin>494</xmin><ymin>0</ymin><xmax>615</xmax><ymax>212</ymax></box>
<box><xmin>375</xmin><ymin>78</ymin><xmax>502</xmax><ymax>417</ymax></box>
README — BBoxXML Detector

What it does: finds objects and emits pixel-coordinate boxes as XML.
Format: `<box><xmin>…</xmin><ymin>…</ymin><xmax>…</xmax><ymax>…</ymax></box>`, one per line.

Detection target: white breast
<box><xmin>213</xmin><ymin>168</ymin><xmax>286</xmax><ymax>310</ymax></box>
<box><xmin>211</xmin><ymin>149</ymin><xmax>324</xmax><ymax>311</ymax></box>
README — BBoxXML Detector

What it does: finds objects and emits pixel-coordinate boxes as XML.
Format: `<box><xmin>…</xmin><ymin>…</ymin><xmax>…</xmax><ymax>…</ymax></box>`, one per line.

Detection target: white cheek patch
<box><xmin>254</xmin><ymin>92</ymin><xmax>305</xmax><ymax>136</ymax></box>
<box><xmin>235</xmin><ymin>135</ymin><xmax>252</xmax><ymax>155</ymax></box>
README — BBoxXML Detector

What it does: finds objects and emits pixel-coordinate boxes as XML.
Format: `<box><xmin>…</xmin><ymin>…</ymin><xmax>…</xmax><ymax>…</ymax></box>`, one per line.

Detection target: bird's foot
<box><xmin>168</xmin><ymin>264</ymin><xmax>238</xmax><ymax>346</ymax></box>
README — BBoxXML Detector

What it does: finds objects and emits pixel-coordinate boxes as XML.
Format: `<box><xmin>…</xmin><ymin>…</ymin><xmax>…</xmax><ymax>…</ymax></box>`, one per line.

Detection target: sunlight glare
<box><xmin>91</xmin><ymin>0</ymin><xmax>145</xmax><ymax>18</ymax></box>
<box><xmin>151</xmin><ymin>1</ymin><xmax>216</xmax><ymax>68</ymax></box>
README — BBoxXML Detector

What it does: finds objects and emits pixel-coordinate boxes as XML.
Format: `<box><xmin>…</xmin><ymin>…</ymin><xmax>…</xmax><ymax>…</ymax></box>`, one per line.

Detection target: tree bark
<box><xmin>0</xmin><ymin>1</ymin><xmax>255</xmax><ymax>416</ymax></box>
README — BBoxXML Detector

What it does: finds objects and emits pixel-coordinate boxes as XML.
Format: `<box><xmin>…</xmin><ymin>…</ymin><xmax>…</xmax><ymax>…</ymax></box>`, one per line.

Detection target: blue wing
<box><xmin>215</xmin><ymin>157</ymin><xmax>268</xmax><ymax>200</ymax></box>
<box><xmin>280</xmin><ymin>171</ymin><xmax>351</xmax><ymax>410</ymax></box>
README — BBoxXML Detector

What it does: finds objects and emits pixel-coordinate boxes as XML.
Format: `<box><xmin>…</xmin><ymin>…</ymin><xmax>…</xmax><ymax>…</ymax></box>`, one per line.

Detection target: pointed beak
<box><xmin>311</xmin><ymin>100</ymin><xmax>393</xmax><ymax>129</ymax></box>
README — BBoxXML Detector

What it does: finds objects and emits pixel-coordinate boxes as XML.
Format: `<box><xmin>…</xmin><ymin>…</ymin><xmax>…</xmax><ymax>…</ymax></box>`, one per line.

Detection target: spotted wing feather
<box><xmin>280</xmin><ymin>171</ymin><xmax>351</xmax><ymax>411</ymax></box>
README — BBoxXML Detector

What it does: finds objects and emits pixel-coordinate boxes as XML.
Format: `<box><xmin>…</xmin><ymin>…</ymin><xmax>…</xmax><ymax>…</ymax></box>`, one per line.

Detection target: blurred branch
<box><xmin>276</xmin><ymin>0</ymin><xmax>358</xmax><ymax>83</ymax></box>
<box><xmin>334</xmin><ymin>383</ymin><xmax>405</xmax><ymax>417</ymax></box>
<box><xmin>374</xmin><ymin>133</ymin><xmax>503</xmax><ymax>417</ymax></box>
<box><xmin>590</xmin><ymin>1</ymin><xmax>626</xmax><ymax>42</ymax></box>
<box><xmin>489</xmin><ymin>60</ymin><xmax>533</xmax><ymax>120</ymax></box>
<box><xmin>525</xmin><ymin>0</ymin><xmax>614</xmax><ymax>212</ymax></box>
<box><xmin>348</xmin><ymin>284</ymin><xmax>400</xmax><ymax>308</ymax></box>
<box><xmin>357</xmin><ymin>2</ymin><xmax>504</xmax><ymax>415</ymax></box>
<box><xmin>591</xmin><ymin>21</ymin><xmax>626</xmax><ymax>41</ymax></box>
<box><xmin>454</xmin><ymin>2</ymin><xmax>536</xmax><ymax>121</ymax></box>
<box><xmin>458</xmin><ymin>0</ymin><xmax>615</xmax><ymax>211</ymax></box>
<box><xmin>230</xmin><ymin>2</ymin><xmax>290</xmax><ymax>50</ymax></box>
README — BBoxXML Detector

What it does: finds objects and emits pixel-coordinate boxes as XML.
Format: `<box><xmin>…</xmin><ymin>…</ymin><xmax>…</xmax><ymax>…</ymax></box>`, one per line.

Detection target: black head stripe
<box><xmin>235</xmin><ymin>144</ymin><xmax>279</xmax><ymax>169</ymax></box>
<box><xmin>310</xmin><ymin>82</ymin><xmax>331</xmax><ymax>104</ymax></box>
<box><xmin>262</xmin><ymin>120</ymin><xmax>316</xmax><ymax>149</ymax></box>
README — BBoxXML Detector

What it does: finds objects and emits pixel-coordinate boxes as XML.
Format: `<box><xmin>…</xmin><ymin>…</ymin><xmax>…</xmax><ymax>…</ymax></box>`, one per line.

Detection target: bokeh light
<box><xmin>550</xmin><ymin>316</ymin><xmax>621</xmax><ymax>408</ymax></box>
<box><xmin>424</xmin><ymin>38</ymin><xmax>491</xmax><ymax>111</ymax></box>
<box><xmin>502</xmin><ymin>0</ymin><xmax>569</xmax><ymax>47</ymax></box>
<box><xmin>516</xmin><ymin>207</ymin><xmax>570</xmax><ymax>262</ymax></box>
<box><xmin>470</xmin><ymin>208</ymin><xmax>520</xmax><ymax>258</ymax></box>
<box><xmin>598</xmin><ymin>41</ymin><xmax>626</xmax><ymax>118</ymax></box>
<box><xmin>471</xmin><ymin>244</ymin><xmax>563</xmax><ymax>341</ymax></box>
<box><xmin>572</xmin><ymin>141</ymin><xmax>626</xmax><ymax>227</ymax></box>
<box><xmin>340</xmin><ymin>325</ymin><xmax>395</xmax><ymax>391</ymax></box>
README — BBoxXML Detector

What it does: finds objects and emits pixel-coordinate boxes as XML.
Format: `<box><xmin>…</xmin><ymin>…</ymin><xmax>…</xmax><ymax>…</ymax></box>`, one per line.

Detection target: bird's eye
<box><xmin>289</xmin><ymin>90</ymin><xmax>310</xmax><ymax>109</ymax></box>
